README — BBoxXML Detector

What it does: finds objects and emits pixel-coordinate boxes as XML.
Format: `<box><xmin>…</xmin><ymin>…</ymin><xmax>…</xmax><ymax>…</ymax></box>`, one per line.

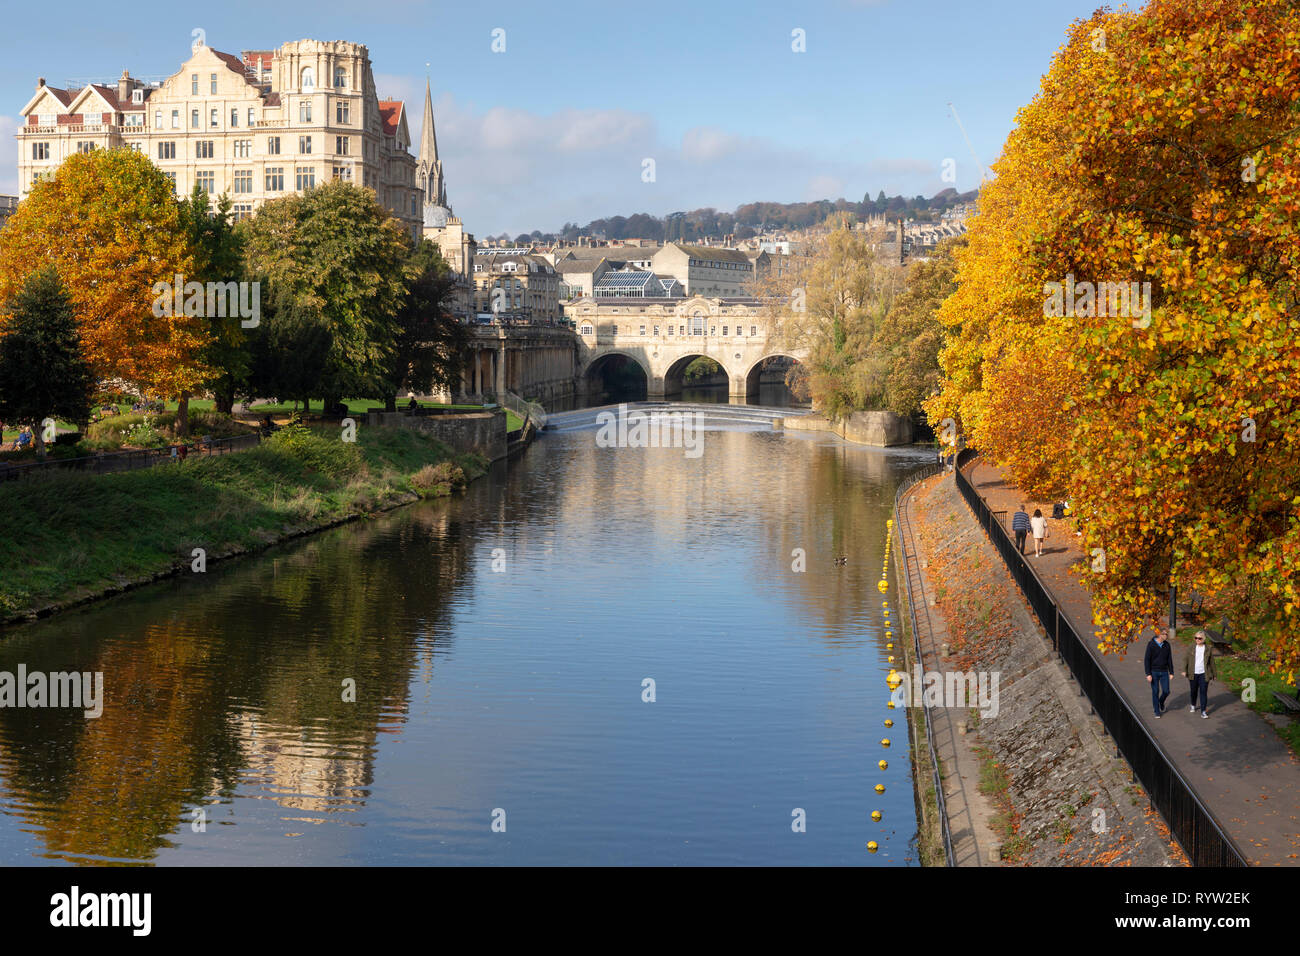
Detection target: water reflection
<box><xmin>0</xmin><ymin>424</ymin><xmax>931</xmax><ymax>865</ymax></box>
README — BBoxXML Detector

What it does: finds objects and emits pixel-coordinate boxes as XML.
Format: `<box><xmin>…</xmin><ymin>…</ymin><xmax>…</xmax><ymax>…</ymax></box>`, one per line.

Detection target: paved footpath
<box><xmin>966</xmin><ymin>459</ymin><xmax>1300</xmax><ymax>865</ymax></box>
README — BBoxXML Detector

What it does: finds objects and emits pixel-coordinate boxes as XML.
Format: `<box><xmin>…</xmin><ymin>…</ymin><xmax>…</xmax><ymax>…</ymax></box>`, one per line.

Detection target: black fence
<box><xmin>0</xmin><ymin>432</ymin><xmax>262</xmax><ymax>482</ymax></box>
<box><xmin>893</xmin><ymin>460</ymin><xmax>956</xmax><ymax>867</ymax></box>
<box><xmin>952</xmin><ymin>449</ymin><xmax>1246</xmax><ymax>867</ymax></box>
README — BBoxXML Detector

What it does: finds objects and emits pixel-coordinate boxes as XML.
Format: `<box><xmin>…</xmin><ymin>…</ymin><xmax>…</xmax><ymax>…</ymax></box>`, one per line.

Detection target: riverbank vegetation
<box><xmin>764</xmin><ymin>224</ymin><xmax>961</xmax><ymax>421</ymax></box>
<box><xmin>922</xmin><ymin>0</ymin><xmax>1300</xmax><ymax>672</ymax></box>
<box><xmin>0</xmin><ymin>150</ymin><xmax>468</xmax><ymax>453</ymax></box>
<box><xmin>0</xmin><ymin>422</ymin><xmax>486</xmax><ymax>622</ymax></box>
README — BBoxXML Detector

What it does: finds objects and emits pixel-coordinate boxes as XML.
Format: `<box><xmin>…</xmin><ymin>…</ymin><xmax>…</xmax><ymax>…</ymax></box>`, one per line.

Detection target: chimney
<box><xmin>37</xmin><ymin>77</ymin><xmax>46</xmax><ymax>89</ymax></box>
<box><xmin>118</xmin><ymin>69</ymin><xmax>131</xmax><ymax>104</ymax></box>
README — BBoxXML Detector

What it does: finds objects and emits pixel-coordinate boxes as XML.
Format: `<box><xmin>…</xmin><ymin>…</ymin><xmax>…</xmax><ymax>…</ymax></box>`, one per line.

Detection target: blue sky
<box><xmin>2</xmin><ymin>0</ymin><xmax>1105</xmax><ymax>235</ymax></box>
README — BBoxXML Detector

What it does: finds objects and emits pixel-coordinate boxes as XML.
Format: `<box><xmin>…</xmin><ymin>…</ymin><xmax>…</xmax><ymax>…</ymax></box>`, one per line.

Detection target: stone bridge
<box><xmin>566</xmin><ymin>295</ymin><xmax>807</xmax><ymax>402</ymax></box>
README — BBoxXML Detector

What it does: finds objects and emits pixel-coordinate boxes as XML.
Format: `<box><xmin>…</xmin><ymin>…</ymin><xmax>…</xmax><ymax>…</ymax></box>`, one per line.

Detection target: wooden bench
<box><xmin>1203</xmin><ymin>617</ymin><xmax>1233</xmax><ymax>654</ymax></box>
<box><xmin>1177</xmin><ymin>589</ymin><xmax>1205</xmax><ymax>617</ymax></box>
<box><xmin>1272</xmin><ymin>688</ymin><xmax>1300</xmax><ymax>717</ymax></box>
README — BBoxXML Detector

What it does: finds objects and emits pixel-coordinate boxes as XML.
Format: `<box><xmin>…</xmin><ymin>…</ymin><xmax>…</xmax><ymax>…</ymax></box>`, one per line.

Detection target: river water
<box><xmin>0</xmin><ymin>405</ymin><xmax>932</xmax><ymax>865</ymax></box>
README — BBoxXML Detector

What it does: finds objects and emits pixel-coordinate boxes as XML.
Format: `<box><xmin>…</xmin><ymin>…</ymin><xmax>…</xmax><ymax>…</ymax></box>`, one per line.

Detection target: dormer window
<box><xmin>301</xmin><ymin>66</ymin><xmax>315</xmax><ymax>90</ymax></box>
<box><xmin>132</xmin><ymin>89</ymin><xmax>144</xmax><ymax>104</ymax></box>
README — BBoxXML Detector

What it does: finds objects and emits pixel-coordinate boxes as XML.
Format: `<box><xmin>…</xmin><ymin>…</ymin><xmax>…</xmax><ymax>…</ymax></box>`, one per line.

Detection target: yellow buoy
<box><xmin>874</xmin><ymin>784</ymin><xmax>885</xmax><ymax>793</ymax></box>
<box><xmin>887</xmin><ymin>643</ymin><xmax>893</xmax><ymax>649</ymax></box>
<box><xmin>871</xmin><ymin>810</ymin><xmax>883</xmax><ymax>821</ymax></box>
<box><xmin>881</xmin><ymin>738</ymin><xmax>891</xmax><ymax>747</ymax></box>
<box><xmin>887</xmin><ymin>655</ymin><xmax>895</xmax><ymax>663</ymax></box>
<box><xmin>867</xmin><ymin>841</ymin><xmax>879</xmax><ymax>853</ymax></box>
<box><xmin>886</xmin><ymin>700</ymin><xmax>895</xmax><ymax>709</ymax></box>
<box><xmin>878</xmin><ymin>759</ymin><xmax>888</xmax><ymax>770</ymax></box>
<box><xmin>882</xmin><ymin>601</ymin><xmax>888</xmax><ymax>608</ymax></box>
<box><xmin>886</xmin><ymin>519</ymin><xmax>893</xmax><ymax>528</ymax></box>
<box><xmin>884</xmin><ymin>719</ymin><xmax>893</xmax><ymax>728</ymax></box>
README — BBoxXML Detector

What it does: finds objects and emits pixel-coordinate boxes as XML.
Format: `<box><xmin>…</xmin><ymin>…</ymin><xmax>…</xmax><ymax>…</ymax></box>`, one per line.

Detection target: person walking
<box><xmin>1182</xmin><ymin>630</ymin><xmax>1216</xmax><ymax>718</ymax></box>
<box><xmin>1144</xmin><ymin>631</ymin><xmax>1174</xmax><ymax>718</ymax></box>
<box><xmin>1012</xmin><ymin>504</ymin><xmax>1031</xmax><ymax>555</ymax></box>
<box><xmin>1029</xmin><ymin>508</ymin><xmax>1049</xmax><ymax>556</ymax></box>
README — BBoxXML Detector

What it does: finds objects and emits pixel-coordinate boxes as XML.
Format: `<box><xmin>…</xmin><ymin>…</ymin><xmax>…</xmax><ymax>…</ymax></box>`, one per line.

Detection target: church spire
<box><xmin>418</xmin><ymin>77</ymin><xmax>447</xmax><ymax>211</ymax></box>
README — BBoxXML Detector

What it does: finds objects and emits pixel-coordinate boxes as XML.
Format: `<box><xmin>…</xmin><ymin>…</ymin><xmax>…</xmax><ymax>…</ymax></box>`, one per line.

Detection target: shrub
<box><xmin>409</xmin><ymin>461</ymin><xmax>467</xmax><ymax>497</ymax></box>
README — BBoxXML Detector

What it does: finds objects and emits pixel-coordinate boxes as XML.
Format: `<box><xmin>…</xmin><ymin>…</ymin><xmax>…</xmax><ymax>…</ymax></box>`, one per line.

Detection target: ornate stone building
<box><xmin>16</xmin><ymin>39</ymin><xmax>422</xmax><ymax>238</ymax></box>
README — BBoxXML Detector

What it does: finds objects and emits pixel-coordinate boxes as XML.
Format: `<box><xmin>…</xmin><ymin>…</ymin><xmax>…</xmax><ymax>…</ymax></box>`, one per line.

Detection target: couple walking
<box><xmin>1144</xmin><ymin>630</ymin><xmax>1216</xmax><ymax>719</ymax></box>
<box><xmin>1011</xmin><ymin>504</ymin><xmax>1050</xmax><ymax>556</ymax></box>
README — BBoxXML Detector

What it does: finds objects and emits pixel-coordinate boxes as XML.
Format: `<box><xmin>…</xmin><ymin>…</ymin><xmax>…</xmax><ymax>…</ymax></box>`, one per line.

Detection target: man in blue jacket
<box><xmin>1011</xmin><ymin>505</ymin><xmax>1031</xmax><ymax>554</ymax></box>
<box><xmin>1144</xmin><ymin>631</ymin><xmax>1174</xmax><ymax>718</ymax></box>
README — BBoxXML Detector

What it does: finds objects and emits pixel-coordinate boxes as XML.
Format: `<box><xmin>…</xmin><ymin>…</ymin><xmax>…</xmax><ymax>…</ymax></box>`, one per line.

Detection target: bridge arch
<box><xmin>662</xmin><ymin>353</ymin><xmax>731</xmax><ymax>397</ymax></box>
<box><xmin>583</xmin><ymin>349</ymin><xmax>650</xmax><ymax>403</ymax></box>
<box><xmin>744</xmin><ymin>353</ymin><xmax>805</xmax><ymax>405</ymax></box>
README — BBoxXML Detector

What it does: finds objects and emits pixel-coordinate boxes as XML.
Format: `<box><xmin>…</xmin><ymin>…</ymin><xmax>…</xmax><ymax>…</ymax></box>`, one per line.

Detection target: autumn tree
<box><xmin>0</xmin><ymin>267</ymin><xmax>95</xmax><ymax>459</ymax></box>
<box><xmin>0</xmin><ymin>148</ymin><xmax>210</xmax><ymax>403</ymax></box>
<box><xmin>925</xmin><ymin>0</ymin><xmax>1300</xmax><ymax>670</ymax></box>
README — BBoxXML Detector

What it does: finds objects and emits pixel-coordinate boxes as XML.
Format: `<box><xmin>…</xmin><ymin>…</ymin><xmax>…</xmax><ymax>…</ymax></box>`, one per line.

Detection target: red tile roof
<box><xmin>378</xmin><ymin>100</ymin><xmax>403</xmax><ymax>136</ymax></box>
<box><xmin>242</xmin><ymin>51</ymin><xmax>274</xmax><ymax>71</ymax></box>
<box><xmin>39</xmin><ymin>86</ymin><xmax>74</xmax><ymax>107</ymax></box>
<box><xmin>210</xmin><ymin>49</ymin><xmax>249</xmax><ymax>75</ymax></box>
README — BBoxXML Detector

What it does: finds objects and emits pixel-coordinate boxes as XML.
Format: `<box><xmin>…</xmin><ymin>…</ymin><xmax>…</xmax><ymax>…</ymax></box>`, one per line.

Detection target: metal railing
<box><xmin>893</xmin><ymin>459</ymin><xmax>956</xmax><ymax>867</ymax></box>
<box><xmin>952</xmin><ymin>449</ymin><xmax>1246</xmax><ymax>867</ymax></box>
<box><xmin>0</xmin><ymin>432</ymin><xmax>261</xmax><ymax>482</ymax></box>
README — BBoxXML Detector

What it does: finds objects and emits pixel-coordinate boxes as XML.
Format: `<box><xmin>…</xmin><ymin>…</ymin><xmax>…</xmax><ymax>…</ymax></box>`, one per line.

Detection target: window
<box><xmin>267</xmin><ymin>136</ymin><xmax>280</xmax><ymax>155</ymax></box>
<box><xmin>32</xmin><ymin>142</ymin><xmax>49</xmax><ymax>160</ymax></box>
<box><xmin>653</xmin><ymin>326</ymin><xmax>660</xmax><ymax>336</ymax></box>
<box><xmin>580</xmin><ymin>324</ymin><xmax>593</xmax><ymax>335</ymax></box>
<box><xmin>162</xmin><ymin>171</ymin><xmax>176</xmax><ymax>191</ymax></box>
<box><xmin>191</xmin><ymin>109</ymin><xmax>199</xmax><ymax>129</ymax></box>
<box><xmin>210</xmin><ymin>108</ymin><xmax>219</xmax><ymax>128</ymax></box>
<box><xmin>336</xmin><ymin>100</ymin><xmax>349</xmax><ymax>124</ymax></box>
<box><xmin>210</xmin><ymin>73</ymin><xmax>217</xmax><ymax>94</ymax></box>
<box><xmin>301</xmin><ymin>66</ymin><xmax>315</xmax><ymax>90</ymax></box>
<box><xmin>158</xmin><ymin>142</ymin><xmax>175</xmax><ymax>160</ymax></box>
<box><xmin>196</xmin><ymin>140</ymin><xmax>214</xmax><ymax>159</ymax></box>
<box><xmin>750</xmin><ymin>326</ymin><xmax>757</xmax><ymax>336</ymax></box>
<box><xmin>191</xmin><ymin>74</ymin><xmax>198</xmax><ymax>95</ymax></box>
<box><xmin>335</xmin><ymin>136</ymin><xmax>348</xmax><ymax>155</ymax></box>
<box><xmin>155</xmin><ymin>110</ymin><xmax>162</xmax><ymax>128</ymax></box>
<box><xmin>334</xmin><ymin>66</ymin><xmax>346</xmax><ymax>88</ymax></box>
<box><xmin>248</xmin><ymin>108</ymin><xmax>256</xmax><ymax>127</ymax></box>
<box><xmin>612</xmin><ymin>325</ymin><xmax>619</xmax><ymax>335</ymax></box>
<box><xmin>129</xmin><ymin>143</ymin><xmax>142</xmax><ymax>153</ymax></box>
<box><xmin>295</xmin><ymin>166</ymin><xmax>315</xmax><ymax>190</ymax></box>
<box><xmin>722</xmin><ymin>326</ymin><xmax>729</xmax><ymax>336</ymax></box>
<box><xmin>195</xmin><ymin>170</ymin><xmax>215</xmax><ymax>193</ymax></box>
<box><xmin>299</xmin><ymin>135</ymin><xmax>312</xmax><ymax>154</ymax></box>
<box><xmin>76</xmin><ymin>141</ymin><xmax>95</xmax><ymax>153</ymax></box>
<box><xmin>233</xmin><ymin>169</ymin><xmax>252</xmax><ymax>193</ymax></box>
<box><xmin>124</xmin><ymin>114</ymin><xmax>144</xmax><ymax>127</ymax></box>
<box><xmin>710</xmin><ymin>326</ymin><xmax>716</xmax><ymax>336</ymax></box>
<box><xmin>690</xmin><ymin>312</ymin><xmax>704</xmax><ymax>335</ymax></box>
<box><xmin>668</xmin><ymin>325</ymin><xmax>674</xmax><ymax>336</ymax></box>
<box><xmin>333</xmin><ymin>164</ymin><xmax>352</xmax><ymax>181</ymax></box>
<box><xmin>265</xmin><ymin>167</ymin><xmax>284</xmax><ymax>191</ymax></box>
<box><xmin>233</xmin><ymin>139</ymin><xmax>251</xmax><ymax>158</ymax></box>
<box><xmin>231</xmin><ymin>108</ymin><xmax>239</xmax><ymax>127</ymax></box>
<box><xmin>639</xmin><ymin>325</ymin><xmax>646</xmax><ymax>336</ymax></box>
<box><xmin>171</xmin><ymin>109</ymin><xmax>179</xmax><ymax>129</ymax></box>
<box><xmin>299</xmin><ymin>100</ymin><xmax>312</xmax><ymax>123</ymax></box>
<box><xmin>233</xmin><ymin>203</ymin><xmax>253</xmax><ymax>221</ymax></box>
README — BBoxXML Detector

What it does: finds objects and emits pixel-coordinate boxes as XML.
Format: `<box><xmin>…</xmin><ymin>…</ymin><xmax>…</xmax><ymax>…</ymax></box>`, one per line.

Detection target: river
<box><xmin>0</xmin><ymin>405</ymin><xmax>932</xmax><ymax>865</ymax></box>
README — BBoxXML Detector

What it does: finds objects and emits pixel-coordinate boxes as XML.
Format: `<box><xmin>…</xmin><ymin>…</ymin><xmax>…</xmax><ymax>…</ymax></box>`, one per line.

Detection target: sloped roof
<box><xmin>378</xmin><ymin>100</ymin><xmax>404</xmax><ymax>137</ymax></box>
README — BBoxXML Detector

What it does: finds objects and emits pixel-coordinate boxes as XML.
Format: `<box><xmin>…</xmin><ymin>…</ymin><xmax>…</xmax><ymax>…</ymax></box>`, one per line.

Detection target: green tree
<box><xmin>0</xmin><ymin>267</ymin><xmax>95</xmax><ymax>459</ymax></box>
<box><xmin>178</xmin><ymin>185</ymin><xmax>248</xmax><ymax>432</ymax></box>
<box><xmin>239</xmin><ymin>181</ymin><xmax>413</xmax><ymax>408</ymax></box>
<box><xmin>245</xmin><ymin>285</ymin><xmax>333</xmax><ymax>412</ymax></box>
<box><xmin>381</xmin><ymin>240</ymin><xmax>468</xmax><ymax>411</ymax></box>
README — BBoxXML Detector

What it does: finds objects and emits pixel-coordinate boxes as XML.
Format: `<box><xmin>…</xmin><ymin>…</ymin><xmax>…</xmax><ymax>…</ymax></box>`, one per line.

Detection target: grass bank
<box><xmin>0</xmin><ymin>422</ymin><xmax>488</xmax><ymax>623</ymax></box>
